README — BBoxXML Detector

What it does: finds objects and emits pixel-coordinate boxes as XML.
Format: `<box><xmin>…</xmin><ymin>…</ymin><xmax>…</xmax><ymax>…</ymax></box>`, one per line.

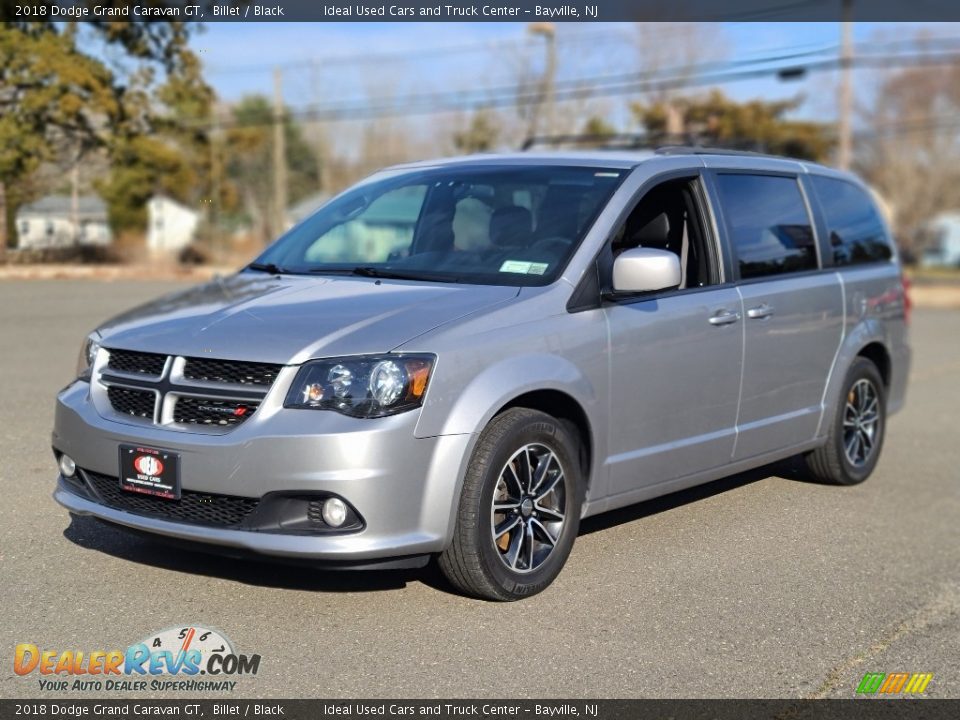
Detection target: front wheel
<box><xmin>803</xmin><ymin>357</ymin><xmax>887</xmax><ymax>485</ymax></box>
<box><xmin>438</xmin><ymin>408</ymin><xmax>583</xmax><ymax>601</ymax></box>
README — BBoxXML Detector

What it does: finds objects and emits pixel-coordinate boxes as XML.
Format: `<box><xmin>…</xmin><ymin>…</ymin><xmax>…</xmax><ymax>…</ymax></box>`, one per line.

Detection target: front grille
<box><xmin>183</xmin><ymin>358</ymin><xmax>281</xmax><ymax>387</ymax></box>
<box><xmin>108</xmin><ymin>349</ymin><xmax>166</xmax><ymax>377</ymax></box>
<box><xmin>84</xmin><ymin>470</ymin><xmax>259</xmax><ymax>528</ymax></box>
<box><xmin>98</xmin><ymin>351</ymin><xmax>274</xmax><ymax>432</ymax></box>
<box><xmin>173</xmin><ymin>396</ymin><xmax>260</xmax><ymax>427</ymax></box>
<box><xmin>107</xmin><ymin>386</ymin><xmax>156</xmax><ymax>419</ymax></box>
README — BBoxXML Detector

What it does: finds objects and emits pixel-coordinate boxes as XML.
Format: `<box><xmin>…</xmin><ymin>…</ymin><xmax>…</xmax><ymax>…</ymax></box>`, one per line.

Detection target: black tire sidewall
<box><xmin>472</xmin><ymin>412</ymin><xmax>582</xmax><ymax>598</ymax></box>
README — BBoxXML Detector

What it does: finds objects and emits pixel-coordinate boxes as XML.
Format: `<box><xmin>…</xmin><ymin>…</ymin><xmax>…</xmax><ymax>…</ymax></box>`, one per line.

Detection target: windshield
<box><xmin>252</xmin><ymin>165</ymin><xmax>625</xmax><ymax>285</ymax></box>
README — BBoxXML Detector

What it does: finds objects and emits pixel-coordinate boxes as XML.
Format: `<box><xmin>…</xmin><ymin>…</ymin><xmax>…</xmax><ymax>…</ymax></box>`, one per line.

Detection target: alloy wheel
<box><xmin>843</xmin><ymin>378</ymin><xmax>880</xmax><ymax>467</ymax></box>
<box><xmin>490</xmin><ymin>443</ymin><xmax>567</xmax><ymax>573</ymax></box>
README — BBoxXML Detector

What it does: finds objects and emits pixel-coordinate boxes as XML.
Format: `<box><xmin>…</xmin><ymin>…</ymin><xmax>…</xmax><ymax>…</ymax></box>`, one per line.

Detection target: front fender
<box><xmin>416</xmin><ymin>352</ymin><xmax>600</xmax><ymax>439</ymax></box>
<box><xmin>415</xmin><ymin>352</ymin><xmax>604</xmax><ymax>543</ymax></box>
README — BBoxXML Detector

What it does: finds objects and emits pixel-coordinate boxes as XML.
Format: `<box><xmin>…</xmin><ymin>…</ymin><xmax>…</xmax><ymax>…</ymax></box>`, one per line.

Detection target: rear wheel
<box><xmin>804</xmin><ymin>357</ymin><xmax>886</xmax><ymax>485</ymax></box>
<box><xmin>439</xmin><ymin>408</ymin><xmax>582</xmax><ymax>601</ymax></box>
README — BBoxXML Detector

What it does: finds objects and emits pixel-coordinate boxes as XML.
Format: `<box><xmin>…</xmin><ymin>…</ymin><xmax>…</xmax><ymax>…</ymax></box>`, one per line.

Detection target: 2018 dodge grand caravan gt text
<box><xmin>53</xmin><ymin>149</ymin><xmax>910</xmax><ymax>600</ymax></box>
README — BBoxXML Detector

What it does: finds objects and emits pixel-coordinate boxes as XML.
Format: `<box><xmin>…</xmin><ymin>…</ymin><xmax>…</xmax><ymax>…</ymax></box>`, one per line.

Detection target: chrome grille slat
<box><xmin>100</xmin><ymin>350</ymin><xmax>280</xmax><ymax>431</ymax></box>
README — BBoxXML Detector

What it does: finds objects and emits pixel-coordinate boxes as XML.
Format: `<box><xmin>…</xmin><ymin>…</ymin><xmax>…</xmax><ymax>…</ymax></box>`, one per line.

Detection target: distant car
<box><xmin>53</xmin><ymin>148</ymin><xmax>910</xmax><ymax>600</ymax></box>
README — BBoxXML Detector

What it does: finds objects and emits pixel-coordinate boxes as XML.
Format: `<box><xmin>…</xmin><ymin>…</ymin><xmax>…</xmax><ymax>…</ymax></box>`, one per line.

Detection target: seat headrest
<box><xmin>490</xmin><ymin>206</ymin><xmax>533</xmax><ymax>247</ymax></box>
<box><xmin>630</xmin><ymin>212</ymin><xmax>671</xmax><ymax>246</ymax></box>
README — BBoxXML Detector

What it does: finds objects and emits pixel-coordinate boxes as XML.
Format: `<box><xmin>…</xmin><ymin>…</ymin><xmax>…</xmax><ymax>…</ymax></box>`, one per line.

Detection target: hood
<box><xmin>97</xmin><ymin>272</ymin><xmax>519</xmax><ymax>364</ymax></box>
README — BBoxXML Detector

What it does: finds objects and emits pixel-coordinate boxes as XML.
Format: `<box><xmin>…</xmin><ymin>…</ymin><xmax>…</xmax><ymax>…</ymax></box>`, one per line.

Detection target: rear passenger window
<box><xmin>716</xmin><ymin>174</ymin><xmax>818</xmax><ymax>280</ymax></box>
<box><xmin>810</xmin><ymin>176</ymin><xmax>893</xmax><ymax>266</ymax></box>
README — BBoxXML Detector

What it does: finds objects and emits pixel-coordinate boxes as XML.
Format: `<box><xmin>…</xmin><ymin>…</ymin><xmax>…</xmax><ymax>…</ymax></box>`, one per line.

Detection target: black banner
<box><xmin>4</xmin><ymin>0</ymin><xmax>960</xmax><ymax>23</ymax></box>
<box><xmin>2</xmin><ymin>700</ymin><xmax>959</xmax><ymax>720</ymax></box>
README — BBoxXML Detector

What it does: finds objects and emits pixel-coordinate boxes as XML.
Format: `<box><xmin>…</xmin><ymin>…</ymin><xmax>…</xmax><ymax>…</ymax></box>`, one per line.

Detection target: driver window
<box><xmin>612</xmin><ymin>177</ymin><xmax>716</xmax><ymax>290</ymax></box>
<box><xmin>304</xmin><ymin>185</ymin><xmax>426</xmax><ymax>263</ymax></box>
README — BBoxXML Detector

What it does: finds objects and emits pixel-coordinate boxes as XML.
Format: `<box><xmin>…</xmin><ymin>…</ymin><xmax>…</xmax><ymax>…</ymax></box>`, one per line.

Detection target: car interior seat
<box><xmin>489</xmin><ymin>206</ymin><xmax>533</xmax><ymax>248</ymax></box>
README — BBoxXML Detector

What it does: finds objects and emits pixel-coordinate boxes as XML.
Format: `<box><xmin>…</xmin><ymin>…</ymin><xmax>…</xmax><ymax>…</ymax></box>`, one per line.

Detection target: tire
<box><xmin>804</xmin><ymin>357</ymin><xmax>887</xmax><ymax>485</ymax></box>
<box><xmin>439</xmin><ymin>408</ymin><xmax>583</xmax><ymax>601</ymax></box>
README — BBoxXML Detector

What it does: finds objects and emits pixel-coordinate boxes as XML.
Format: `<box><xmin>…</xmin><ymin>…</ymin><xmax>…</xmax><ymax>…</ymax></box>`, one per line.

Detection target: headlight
<box><xmin>284</xmin><ymin>355</ymin><xmax>434</xmax><ymax>418</ymax></box>
<box><xmin>76</xmin><ymin>332</ymin><xmax>102</xmax><ymax>381</ymax></box>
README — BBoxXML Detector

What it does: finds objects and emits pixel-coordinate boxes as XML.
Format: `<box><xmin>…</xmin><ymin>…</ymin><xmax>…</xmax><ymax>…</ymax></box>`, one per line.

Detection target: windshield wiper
<box><xmin>247</xmin><ymin>262</ymin><xmax>291</xmax><ymax>275</ymax></box>
<box><xmin>349</xmin><ymin>266</ymin><xmax>461</xmax><ymax>283</ymax></box>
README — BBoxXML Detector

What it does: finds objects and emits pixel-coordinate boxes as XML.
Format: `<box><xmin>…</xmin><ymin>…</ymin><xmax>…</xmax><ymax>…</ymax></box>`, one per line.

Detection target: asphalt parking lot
<box><xmin>1</xmin><ymin>279</ymin><xmax>958</xmax><ymax>699</ymax></box>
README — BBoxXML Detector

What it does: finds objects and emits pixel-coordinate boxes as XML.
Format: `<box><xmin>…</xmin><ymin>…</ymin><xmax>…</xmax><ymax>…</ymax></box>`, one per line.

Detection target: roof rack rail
<box><xmin>655</xmin><ymin>145</ymin><xmax>771</xmax><ymax>157</ymax></box>
<box><xmin>520</xmin><ymin>133</ymin><xmax>777</xmax><ymax>156</ymax></box>
<box><xmin>521</xmin><ymin>133</ymin><xmax>656</xmax><ymax>151</ymax></box>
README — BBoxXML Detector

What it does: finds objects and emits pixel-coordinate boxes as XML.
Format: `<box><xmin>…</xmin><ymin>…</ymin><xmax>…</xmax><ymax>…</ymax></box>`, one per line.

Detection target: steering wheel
<box><xmin>529</xmin><ymin>236</ymin><xmax>572</xmax><ymax>256</ymax></box>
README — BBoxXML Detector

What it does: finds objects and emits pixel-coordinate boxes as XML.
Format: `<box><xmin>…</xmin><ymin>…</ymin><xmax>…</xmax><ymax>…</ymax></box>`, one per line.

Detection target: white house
<box><xmin>147</xmin><ymin>196</ymin><xmax>199</xmax><ymax>254</ymax></box>
<box><xmin>920</xmin><ymin>212</ymin><xmax>960</xmax><ymax>268</ymax></box>
<box><xmin>16</xmin><ymin>195</ymin><xmax>112</xmax><ymax>249</ymax></box>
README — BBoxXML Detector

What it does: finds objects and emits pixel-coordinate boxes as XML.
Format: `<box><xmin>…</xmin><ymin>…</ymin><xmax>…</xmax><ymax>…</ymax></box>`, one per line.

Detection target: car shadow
<box><xmin>578</xmin><ymin>457</ymin><xmax>812</xmax><ymax>536</ymax></box>
<box><xmin>62</xmin><ymin>458</ymin><xmax>812</xmax><ymax>595</ymax></box>
<box><xmin>62</xmin><ymin>514</ymin><xmax>437</xmax><ymax>594</ymax></box>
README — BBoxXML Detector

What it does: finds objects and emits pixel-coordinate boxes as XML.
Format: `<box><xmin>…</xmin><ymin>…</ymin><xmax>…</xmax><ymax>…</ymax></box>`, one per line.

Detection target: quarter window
<box><xmin>716</xmin><ymin>174</ymin><xmax>818</xmax><ymax>280</ymax></box>
<box><xmin>810</xmin><ymin>175</ymin><xmax>892</xmax><ymax>266</ymax></box>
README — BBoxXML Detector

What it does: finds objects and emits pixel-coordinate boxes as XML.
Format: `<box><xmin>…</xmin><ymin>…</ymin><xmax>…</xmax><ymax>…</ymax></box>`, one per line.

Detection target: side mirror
<box><xmin>611</xmin><ymin>248</ymin><xmax>681</xmax><ymax>294</ymax></box>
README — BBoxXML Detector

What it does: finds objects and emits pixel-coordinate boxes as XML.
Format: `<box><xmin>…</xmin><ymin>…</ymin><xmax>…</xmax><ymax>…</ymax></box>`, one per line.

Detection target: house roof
<box><xmin>18</xmin><ymin>195</ymin><xmax>108</xmax><ymax>220</ymax></box>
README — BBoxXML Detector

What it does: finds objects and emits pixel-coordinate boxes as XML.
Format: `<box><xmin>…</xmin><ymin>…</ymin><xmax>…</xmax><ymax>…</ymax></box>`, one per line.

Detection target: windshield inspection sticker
<box><xmin>500</xmin><ymin>260</ymin><xmax>549</xmax><ymax>275</ymax></box>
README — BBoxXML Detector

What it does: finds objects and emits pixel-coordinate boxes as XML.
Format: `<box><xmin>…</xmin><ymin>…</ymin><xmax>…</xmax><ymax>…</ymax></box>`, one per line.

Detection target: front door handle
<box><xmin>708</xmin><ymin>309</ymin><xmax>741</xmax><ymax>326</ymax></box>
<box><xmin>747</xmin><ymin>303</ymin><xmax>774</xmax><ymax>320</ymax></box>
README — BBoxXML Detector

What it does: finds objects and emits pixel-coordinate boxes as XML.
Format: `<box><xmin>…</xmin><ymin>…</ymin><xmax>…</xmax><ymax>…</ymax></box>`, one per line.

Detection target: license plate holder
<box><xmin>119</xmin><ymin>445</ymin><xmax>181</xmax><ymax>500</ymax></box>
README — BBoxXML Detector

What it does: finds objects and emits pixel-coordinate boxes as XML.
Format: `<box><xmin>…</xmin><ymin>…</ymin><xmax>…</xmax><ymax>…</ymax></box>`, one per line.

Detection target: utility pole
<box><xmin>529</xmin><ymin>22</ymin><xmax>556</xmax><ymax>137</ymax></box>
<box><xmin>309</xmin><ymin>60</ymin><xmax>327</xmax><ymax>193</ymax></box>
<box><xmin>272</xmin><ymin>67</ymin><xmax>288</xmax><ymax>240</ymax></box>
<box><xmin>70</xmin><ymin>140</ymin><xmax>80</xmax><ymax>245</ymax></box>
<box><xmin>209</xmin><ymin>102</ymin><xmax>222</xmax><ymax>254</ymax></box>
<box><xmin>70</xmin><ymin>162</ymin><xmax>80</xmax><ymax>245</ymax></box>
<box><xmin>837</xmin><ymin>0</ymin><xmax>854</xmax><ymax>170</ymax></box>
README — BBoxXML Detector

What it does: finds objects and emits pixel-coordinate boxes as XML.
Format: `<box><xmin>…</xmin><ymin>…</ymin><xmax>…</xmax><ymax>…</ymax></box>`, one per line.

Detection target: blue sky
<box><xmin>191</xmin><ymin>21</ymin><xmax>954</xmax><ymax>128</ymax></box>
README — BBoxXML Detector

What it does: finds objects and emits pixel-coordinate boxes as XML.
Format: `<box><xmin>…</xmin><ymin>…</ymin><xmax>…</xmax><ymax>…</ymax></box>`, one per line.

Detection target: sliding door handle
<box><xmin>708</xmin><ymin>309</ymin><xmax>741</xmax><ymax>326</ymax></box>
<box><xmin>747</xmin><ymin>303</ymin><xmax>774</xmax><ymax>319</ymax></box>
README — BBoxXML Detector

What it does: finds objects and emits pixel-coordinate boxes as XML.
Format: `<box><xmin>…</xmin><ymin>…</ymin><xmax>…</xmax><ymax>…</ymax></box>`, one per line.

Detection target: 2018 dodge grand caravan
<box><xmin>53</xmin><ymin>148</ymin><xmax>910</xmax><ymax>600</ymax></box>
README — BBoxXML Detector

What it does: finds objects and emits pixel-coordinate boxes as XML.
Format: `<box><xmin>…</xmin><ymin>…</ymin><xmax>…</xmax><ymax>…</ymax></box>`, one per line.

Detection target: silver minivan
<box><xmin>53</xmin><ymin>148</ymin><xmax>910</xmax><ymax>600</ymax></box>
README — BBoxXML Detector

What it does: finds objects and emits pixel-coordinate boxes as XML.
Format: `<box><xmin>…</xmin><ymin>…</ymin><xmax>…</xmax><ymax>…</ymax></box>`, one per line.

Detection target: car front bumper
<box><xmin>52</xmin><ymin>380</ymin><xmax>473</xmax><ymax>562</ymax></box>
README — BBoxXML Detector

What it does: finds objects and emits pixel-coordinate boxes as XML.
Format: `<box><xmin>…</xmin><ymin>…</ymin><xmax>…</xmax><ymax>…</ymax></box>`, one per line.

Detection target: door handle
<box><xmin>708</xmin><ymin>309</ymin><xmax>741</xmax><ymax>326</ymax></box>
<box><xmin>747</xmin><ymin>303</ymin><xmax>774</xmax><ymax>320</ymax></box>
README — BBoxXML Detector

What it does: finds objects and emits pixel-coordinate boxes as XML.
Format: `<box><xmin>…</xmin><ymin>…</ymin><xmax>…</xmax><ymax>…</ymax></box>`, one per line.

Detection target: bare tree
<box><xmin>858</xmin><ymin>56</ymin><xmax>960</xmax><ymax>252</ymax></box>
<box><xmin>632</xmin><ymin>23</ymin><xmax>729</xmax><ymax>132</ymax></box>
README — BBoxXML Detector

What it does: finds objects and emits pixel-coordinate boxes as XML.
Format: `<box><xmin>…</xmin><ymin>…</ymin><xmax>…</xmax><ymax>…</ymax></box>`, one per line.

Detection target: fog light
<box><xmin>59</xmin><ymin>454</ymin><xmax>77</xmax><ymax>478</ymax></box>
<box><xmin>322</xmin><ymin>498</ymin><xmax>348</xmax><ymax>528</ymax></box>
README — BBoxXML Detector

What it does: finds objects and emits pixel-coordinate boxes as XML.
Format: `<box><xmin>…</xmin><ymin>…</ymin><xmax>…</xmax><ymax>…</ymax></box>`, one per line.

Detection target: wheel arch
<box><xmin>818</xmin><ymin>319</ymin><xmax>893</xmax><ymax>438</ymax></box>
<box><xmin>496</xmin><ymin>389</ymin><xmax>594</xmax><ymax>493</ymax></box>
<box><xmin>856</xmin><ymin>341</ymin><xmax>892</xmax><ymax>387</ymax></box>
<box><xmin>417</xmin><ymin>353</ymin><xmax>604</xmax><ymax>546</ymax></box>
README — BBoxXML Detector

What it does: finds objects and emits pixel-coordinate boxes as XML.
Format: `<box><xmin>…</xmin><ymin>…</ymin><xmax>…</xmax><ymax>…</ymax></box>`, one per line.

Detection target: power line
<box><xmin>704</xmin><ymin>0</ymin><xmax>833</xmax><ymax>21</ymax></box>
<box><xmin>206</xmin><ymin>32</ymin><xmax>960</xmax><ymax>79</ymax></box>
<box><xmin>183</xmin><ymin>48</ymin><xmax>960</xmax><ymax>129</ymax></box>
<box><xmin>204</xmin><ymin>26</ymin><xmax>634</xmax><ymax>75</ymax></box>
<box><xmin>190</xmin><ymin>45</ymin><xmax>845</xmax><ymax>128</ymax></box>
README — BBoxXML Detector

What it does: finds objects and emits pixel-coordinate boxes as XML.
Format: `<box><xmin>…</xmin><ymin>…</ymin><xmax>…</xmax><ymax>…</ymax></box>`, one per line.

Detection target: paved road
<box><xmin>1</xmin><ymin>279</ymin><xmax>958</xmax><ymax>699</ymax></box>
